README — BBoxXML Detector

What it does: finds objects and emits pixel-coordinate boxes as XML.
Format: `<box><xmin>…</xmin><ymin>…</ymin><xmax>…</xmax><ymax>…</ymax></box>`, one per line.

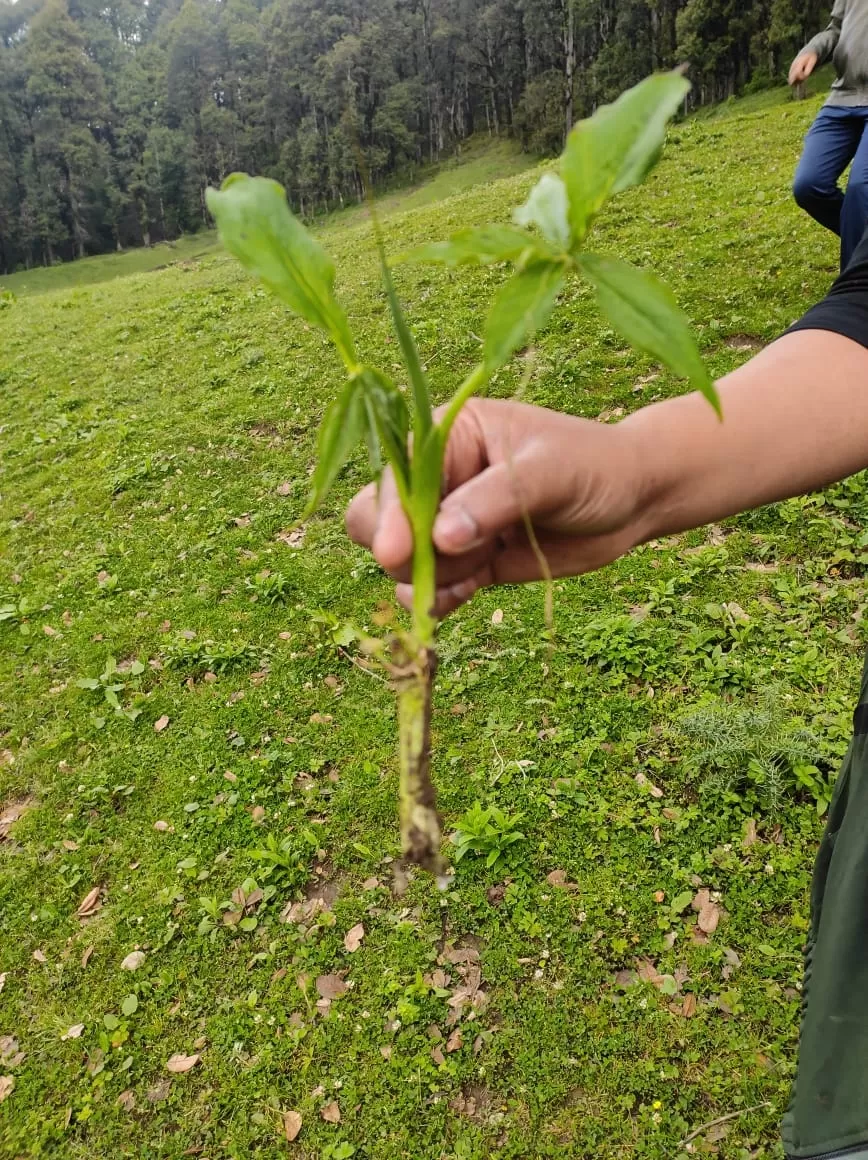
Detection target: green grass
<box><xmin>0</xmin><ymin>90</ymin><xmax>860</xmax><ymax>1159</ymax></box>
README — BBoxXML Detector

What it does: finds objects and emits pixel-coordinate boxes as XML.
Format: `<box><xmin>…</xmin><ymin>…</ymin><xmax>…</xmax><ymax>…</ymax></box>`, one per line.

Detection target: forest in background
<box><xmin>0</xmin><ymin>0</ymin><xmax>833</xmax><ymax>271</ymax></box>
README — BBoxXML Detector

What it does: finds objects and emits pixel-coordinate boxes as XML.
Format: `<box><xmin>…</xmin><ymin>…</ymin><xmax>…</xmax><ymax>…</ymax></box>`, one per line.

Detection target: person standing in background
<box><xmin>790</xmin><ymin>0</ymin><xmax>868</xmax><ymax>269</ymax></box>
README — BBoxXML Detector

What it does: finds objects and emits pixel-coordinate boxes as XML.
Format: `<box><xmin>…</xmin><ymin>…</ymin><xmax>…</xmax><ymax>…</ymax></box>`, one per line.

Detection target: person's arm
<box><xmin>800</xmin><ymin>0</ymin><xmax>845</xmax><ymax>68</ymax></box>
<box><xmin>346</xmin><ymin>240</ymin><xmax>868</xmax><ymax>616</ymax></box>
<box><xmin>627</xmin><ymin>330</ymin><xmax>868</xmax><ymax>543</ymax></box>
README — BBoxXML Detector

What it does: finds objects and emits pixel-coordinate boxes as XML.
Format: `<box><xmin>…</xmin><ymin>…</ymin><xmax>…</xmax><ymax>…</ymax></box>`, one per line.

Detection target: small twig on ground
<box><xmin>678</xmin><ymin>1102</ymin><xmax>772</xmax><ymax>1147</ymax></box>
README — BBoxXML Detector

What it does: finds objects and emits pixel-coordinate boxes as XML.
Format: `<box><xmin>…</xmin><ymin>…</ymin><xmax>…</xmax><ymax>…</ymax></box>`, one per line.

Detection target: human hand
<box><xmin>345</xmin><ymin>398</ymin><xmax>645</xmax><ymax>617</ymax></box>
<box><xmin>789</xmin><ymin>51</ymin><xmax>818</xmax><ymax>86</ymax></box>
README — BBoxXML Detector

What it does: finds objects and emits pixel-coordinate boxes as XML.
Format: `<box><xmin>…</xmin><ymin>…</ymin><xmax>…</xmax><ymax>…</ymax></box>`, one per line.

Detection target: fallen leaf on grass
<box><xmin>315</xmin><ymin>975</ymin><xmax>348</xmax><ymax>1000</ymax></box>
<box><xmin>743</xmin><ymin>818</ymin><xmax>758</xmax><ymax>848</ymax></box>
<box><xmin>681</xmin><ymin>993</ymin><xmax>697</xmax><ymax>1018</ymax></box>
<box><xmin>282</xmin><ymin>1110</ymin><xmax>302</xmax><ymax>1141</ymax></box>
<box><xmin>320</xmin><ymin>1101</ymin><xmax>341</xmax><ymax>1124</ymax></box>
<box><xmin>491</xmin><ymin>609</ymin><xmax>504</xmax><ymax>625</ymax></box>
<box><xmin>154</xmin><ymin>715</ymin><xmax>170</xmax><ymax>733</ymax></box>
<box><xmin>309</xmin><ymin>713</ymin><xmax>333</xmax><ymax>725</ymax></box>
<box><xmin>147</xmin><ymin>1079</ymin><xmax>170</xmax><ymax>1102</ymax></box>
<box><xmin>0</xmin><ymin>1037</ymin><xmax>23</xmax><ymax>1068</ymax></box>
<box><xmin>446</xmin><ymin>1028</ymin><xmax>463</xmax><ymax>1053</ymax></box>
<box><xmin>81</xmin><ymin>946</ymin><xmax>94</xmax><ymax>968</ymax></box>
<box><xmin>62</xmin><ymin>839</ymin><xmax>79</xmax><ymax>851</ymax></box>
<box><xmin>0</xmin><ymin>974</ymin><xmax>5</xmax><ymax>993</ymax></box>
<box><xmin>116</xmin><ymin>1089</ymin><xmax>136</xmax><ymax>1112</ymax></box>
<box><xmin>61</xmin><ymin>1024</ymin><xmax>85</xmax><ymax>1041</ymax></box>
<box><xmin>153</xmin><ymin>820</ymin><xmax>172</xmax><ymax>832</ymax></box>
<box><xmin>0</xmin><ymin>797</ymin><xmax>33</xmax><ymax>840</ymax></box>
<box><xmin>121</xmin><ymin>951</ymin><xmax>146</xmax><ymax>972</ymax></box>
<box><xmin>343</xmin><ymin>923</ymin><xmax>365</xmax><ymax>953</ymax></box>
<box><xmin>276</xmin><ymin>482</ymin><xmax>293</xmax><ymax>496</ymax></box>
<box><xmin>546</xmin><ymin>870</ymin><xmax>568</xmax><ymax>888</ymax></box>
<box><xmin>693</xmin><ymin>889</ymin><xmax>721</xmax><ymax>934</ymax></box>
<box><xmin>166</xmin><ymin>1053</ymin><xmax>200</xmax><ymax>1073</ymax></box>
<box><xmin>76</xmin><ymin>887</ymin><xmax>102</xmax><ymax>918</ymax></box>
<box><xmin>361</xmin><ymin>877</ymin><xmax>379</xmax><ymax>891</ymax></box>
<box><xmin>250</xmin><ymin>805</ymin><xmax>266</xmax><ymax>824</ymax></box>
<box><xmin>32</xmin><ymin>949</ymin><xmax>47</xmax><ymax>963</ymax></box>
<box><xmin>278</xmin><ymin>527</ymin><xmax>306</xmax><ymax>548</ymax></box>
<box><xmin>0</xmin><ymin>1076</ymin><xmax>14</xmax><ymax>1103</ymax></box>
<box><xmin>634</xmin><ymin>771</ymin><xmax>664</xmax><ymax>798</ymax></box>
<box><xmin>431</xmin><ymin>1045</ymin><xmax>446</xmax><ymax>1065</ymax></box>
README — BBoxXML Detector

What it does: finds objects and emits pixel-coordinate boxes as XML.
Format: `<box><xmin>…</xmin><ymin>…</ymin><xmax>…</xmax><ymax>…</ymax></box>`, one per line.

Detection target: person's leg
<box><xmin>782</xmin><ymin>655</ymin><xmax>868</xmax><ymax>1158</ymax></box>
<box><xmin>841</xmin><ymin>111</ymin><xmax>868</xmax><ymax>268</ymax></box>
<box><xmin>793</xmin><ymin>107</ymin><xmax>863</xmax><ymax>238</ymax></box>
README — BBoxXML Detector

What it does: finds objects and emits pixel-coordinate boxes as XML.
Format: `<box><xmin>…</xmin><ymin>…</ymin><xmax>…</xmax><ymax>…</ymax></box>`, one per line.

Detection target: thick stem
<box><xmin>396</xmin><ymin>645</ymin><xmax>444</xmax><ymax>875</ymax></box>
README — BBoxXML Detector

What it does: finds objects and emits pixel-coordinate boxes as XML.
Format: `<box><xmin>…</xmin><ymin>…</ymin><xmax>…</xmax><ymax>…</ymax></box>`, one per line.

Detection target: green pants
<box><xmin>783</xmin><ymin>656</ymin><xmax>868</xmax><ymax>1158</ymax></box>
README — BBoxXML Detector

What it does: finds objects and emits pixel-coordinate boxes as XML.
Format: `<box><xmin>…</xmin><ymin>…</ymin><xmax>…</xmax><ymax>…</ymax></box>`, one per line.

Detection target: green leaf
<box><xmin>400</xmin><ymin>225</ymin><xmax>543</xmax><ymax>267</ymax></box>
<box><xmin>75</xmin><ymin>677</ymin><xmax>101</xmax><ymax>690</ymax></box>
<box><xmin>103</xmin><ymin>1014</ymin><xmax>119</xmax><ymax>1031</ymax></box>
<box><xmin>483</xmin><ymin>261</ymin><xmax>565</xmax><ymax>371</ymax></box>
<box><xmin>659</xmin><ymin>975</ymin><xmax>678</xmax><ymax>996</ymax></box>
<box><xmin>562</xmin><ymin>70</ymin><xmax>689</xmax><ymax>243</ymax></box>
<box><xmin>578</xmin><ymin>253</ymin><xmax>719</xmax><ymax>413</ymax></box>
<box><xmin>359</xmin><ymin>368</ymin><xmax>410</xmax><ymax>491</ymax></box>
<box><xmin>121</xmin><ymin>994</ymin><xmax>138</xmax><ymax>1017</ymax></box>
<box><xmin>304</xmin><ymin>379</ymin><xmax>366</xmax><ymax>517</ymax></box>
<box><xmin>671</xmin><ymin>890</ymin><xmax>694</xmax><ymax>915</ymax></box>
<box><xmin>205</xmin><ymin>174</ymin><xmax>355</xmax><ymax>364</ymax></box>
<box><xmin>377</xmin><ymin>243</ymin><xmax>431</xmax><ymax>437</ymax></box>
<box><xmin>513</xmin><ymin>174</ymin><xmax>571</xmax><ymax>251</ymax></box>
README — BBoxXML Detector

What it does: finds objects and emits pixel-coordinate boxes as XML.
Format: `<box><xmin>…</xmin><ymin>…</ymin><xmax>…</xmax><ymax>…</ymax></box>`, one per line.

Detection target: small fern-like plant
<box><xmin>678</xmin><ymin>688</ymin><xmax>830</xmax><ymax>815</ymax></box>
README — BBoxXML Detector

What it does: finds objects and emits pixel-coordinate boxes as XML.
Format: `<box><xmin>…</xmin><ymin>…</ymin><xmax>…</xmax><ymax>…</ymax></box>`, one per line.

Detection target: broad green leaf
<box><xmin>121</xmin><ymin>994</ymin><xmax>138</xmax><ymax>1016</ymax></box>
<box><xmin>362</xmin><ymin>395</ymin><xmax>384</xmax><ymax>483</ymax></box>
<box><xmin>304</xmin><ymin>379</ymin><xmax>366</xmax><ymax>517</ymax></box>
<box><xmin>400</xmin><ymin>225</ymin><xmax>543</xmax><ymax>267</ymax></box>
<box><xmin>578</xmin><ymin>253</ymin><xmax>719</xmax><ymax>413</ymax></box>
<box><xmin>562</xmin><ymin>70</ymin><xmax>689</xmax><ymax>244</ymax></box>
<box><xmin>483</xmin><ymin>261</ymin><xmax>566</xmax><ymax>371</ymax></box>
<box><xmin>359</xmin><ymin>367</ymin><xmax>410</xmax><ymax>490</ymax></box>
<box><xmin>75</xmin><ymin>677</ymin><xmax>101</xmax><ymax>690</ymax></box>
<box><xmin>206</xmin><ymin>174</ymin><xmax>356</xmax><ymax>364</ymax></box>
<box><xmin>513</xmin><ymin>174</ymin><xmax>571</xmax><ymax>251</ymax></box>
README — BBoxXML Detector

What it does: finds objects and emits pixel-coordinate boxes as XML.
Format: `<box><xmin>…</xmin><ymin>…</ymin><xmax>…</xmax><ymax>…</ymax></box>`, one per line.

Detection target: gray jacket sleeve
<box><xmin>802</xmin><ymin>0</ymin><xmax>845</xmax><ymax>64</ymax></box>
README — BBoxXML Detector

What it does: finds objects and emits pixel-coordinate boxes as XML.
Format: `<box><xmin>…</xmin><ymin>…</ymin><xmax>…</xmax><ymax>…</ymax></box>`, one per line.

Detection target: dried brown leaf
<box><xmin>320</xmin><ymin>1101</ymin><xmax>341</xmax><ymax>1124</ymax></box>
<box><xmin>308</xmin><ymin>712</ymin><xmax>333</xmax><ymax>725</ymax></box>
<box><xmin>743</xmin><ymin>818</ymin><xmax>758</xmax><ymax>848</ymax></box>
<box><xmin>445</xmin><ymin>1028</ymin><xmax>463</xmax><ymax>1053</ymax></box>
<box><xmin>491</xmin><ymin>609</ymin><xmax>504</xmax><ymax>625</ymax></box>
<box><xmin>76</xmin><ymin>886</ymin><xmax>102</xmax><ymax>918</ymax></box>
<box><xmin>545</xmin><ymin>870</ymin><xmax>567</xmax><ymax>888</ymax></box>
<box><xmin>282</xmin><ymin>1109</ymin><xmax>303</xmax><ymax>1141</ymax></box>
<box><xmin>166</xmin><ymin>1053</ymin><xmax>200</xmax><ymax>1074</ymax></box>
<box><xmin>343</xmin><ymin>923</ymin><xmax>365</xmax><ymax>953</ymax></box>
<box><xmin>117</xmin><ymin>1089</ymin><xmax>136</xmax><ymax>1111</ymax></box>
<box><xmin>431</xmin><ymin>1046</ymin><xmax>445</xmax><ymax>1066</ymax></box>
<box><xmin>121</xmin><ymin>951</ymin><xmax>146</xmax><ymax>972</ymax></box>
<box><xmin>315</xmin><ymin>974</ymin><xmax>348</xmax><ymax>1000</ymax></box>
<box><xmin>32</xmin><ymin>949</ymin><xmax>47</xmax><ymax>963</ymax></box>
<box><xmin>698</xmin><ymin>901</ymin><xmax>720</xmax><ymax>935</ymax></box>
<box><xmin>81</xmin><ymin>946</ymin><xmax>94</xmax><ymax>968</ymax></box>
<box><xmin>61</xmin><ymin>1024</ymin><xmax>85</xmax><ymax>1041</ymax></box>
<box><xmin>681</xmin><ymin>993</ymin><xmax>697</xmax><ymax>1018</ymax></box>
<box><xmin>0</xmin><ymin>1076</ymin><xmax>14</xmax><ymax>1103</ymax></box>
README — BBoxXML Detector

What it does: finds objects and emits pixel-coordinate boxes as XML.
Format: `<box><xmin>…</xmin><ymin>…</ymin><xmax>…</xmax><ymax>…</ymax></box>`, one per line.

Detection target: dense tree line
<box><xmin>0</xmin><ymin>0</ymin><xmax>832</xmax><ymax>271</ymax></box>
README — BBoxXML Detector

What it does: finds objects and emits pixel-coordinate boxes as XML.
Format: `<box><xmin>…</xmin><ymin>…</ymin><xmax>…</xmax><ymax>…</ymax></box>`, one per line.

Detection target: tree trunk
<box><xmin>563</xmin><ymin>0</ymin><xmax>575</xmax><ymax>140</ymax></box>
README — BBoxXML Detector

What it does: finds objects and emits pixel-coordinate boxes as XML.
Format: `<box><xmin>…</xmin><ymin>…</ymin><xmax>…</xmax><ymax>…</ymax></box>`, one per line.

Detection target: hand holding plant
<box><xmin>207</xmin><ymin>70</ymin><xmax>718</xmax><ymax>877</ymax></box>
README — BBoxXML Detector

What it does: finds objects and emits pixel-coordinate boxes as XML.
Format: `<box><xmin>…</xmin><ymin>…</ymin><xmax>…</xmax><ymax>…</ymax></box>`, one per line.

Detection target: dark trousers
<box><xmin>793</xmin><ymin>105</ymin><xmax>868</xmax><ymax>270</ymax></box>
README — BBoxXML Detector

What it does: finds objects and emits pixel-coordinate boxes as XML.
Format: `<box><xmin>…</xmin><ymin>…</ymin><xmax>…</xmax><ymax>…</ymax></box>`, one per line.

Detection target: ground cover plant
<box><xmin>0</xmin><ymin>78</ymin><xmax>864</xmax><ymax>1159</ymax></box>
<box><xmin>207</xmin><ymin>71</ymin><xmax>717</xmax><ymax>876</ymax></box>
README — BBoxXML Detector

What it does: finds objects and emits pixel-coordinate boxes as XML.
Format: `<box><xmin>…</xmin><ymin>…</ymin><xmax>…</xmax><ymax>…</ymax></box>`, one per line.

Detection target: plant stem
<box><xmin>394</xmin><ymin>508</ymin><xmax>446</xmax><ymax>875</ymax></box>
<box><xmin>439</xmin><ymin>363</ymin><xmax>489</xmax><ymax>443</ymax></box>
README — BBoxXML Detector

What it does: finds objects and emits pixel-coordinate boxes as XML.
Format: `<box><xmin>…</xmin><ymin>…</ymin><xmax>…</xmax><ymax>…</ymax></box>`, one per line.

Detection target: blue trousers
<box><xmin>793</xmin><ymin>105</ymin><xmax>868</xmax><ymax>270</ymax></box>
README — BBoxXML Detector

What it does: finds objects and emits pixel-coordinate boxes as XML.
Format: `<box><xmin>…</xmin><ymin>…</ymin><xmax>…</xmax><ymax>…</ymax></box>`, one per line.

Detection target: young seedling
<box><xmin>206</xmin><ymin>70</ymin><xmax>719</xmax><ymax>878</ymax></box>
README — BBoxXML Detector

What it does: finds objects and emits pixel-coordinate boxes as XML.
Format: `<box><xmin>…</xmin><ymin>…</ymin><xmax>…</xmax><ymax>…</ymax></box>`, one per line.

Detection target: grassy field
<box><xmin>0</xmin><ymin>87</ymin><xmax>862</xmax><ymax>1160</ymax></box>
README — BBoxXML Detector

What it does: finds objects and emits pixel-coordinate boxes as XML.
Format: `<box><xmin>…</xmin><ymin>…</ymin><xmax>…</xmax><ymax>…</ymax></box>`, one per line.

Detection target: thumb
<box><xmin>433</xmin><ymin>459</ymin><xmax>540</xmax><ymax>555</ymax></box>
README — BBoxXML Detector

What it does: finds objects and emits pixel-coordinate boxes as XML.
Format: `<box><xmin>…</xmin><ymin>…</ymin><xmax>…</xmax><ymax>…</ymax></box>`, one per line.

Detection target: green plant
<box><xmin>206</xmin><ymin>70</ymin><xmax>717</xmax><ymax>875</ymax></box>
<box><xmin>163</xmin><ymin>636</ymin><xmax>260</xmax><ymax>675</ymax></box>
<box><xmin>0</xmin><ymin>594</ymin><xmax>37</xmax><ymax>633</ymax></box>
<box><xmin>75</xmin><ymin>656</ymin><xmax>146</xmax><ymax>721</ymax></box>
<box><xmin>245</xmin><ymin>570</ymin><xmax>293</xmax><ymax>604</ymax></box>
<box><xmin>452</xmin><ymin>802</ymin><xmax>526</xmax><ymax>871</ymax></box>
<box><xmin>678</xmin><ymin>687</ymin><xmax>831</xmax><ymax>814</ymax></box>
<box><xmin>247</xmin><ymin>828</ymin><xmax>321</xmax><ymax>889</ymax></box>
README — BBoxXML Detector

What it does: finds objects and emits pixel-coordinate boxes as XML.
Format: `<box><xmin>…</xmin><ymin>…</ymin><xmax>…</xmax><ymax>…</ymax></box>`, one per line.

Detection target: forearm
<box><xmin>802</xmin><ymin>0</ymin><xmax>844</xmax><ymax>63</ymax></box>
<box><xmin>624</xmin><ymin>329</ymin><xmax>868</xmax><ymax>544</ymax></box>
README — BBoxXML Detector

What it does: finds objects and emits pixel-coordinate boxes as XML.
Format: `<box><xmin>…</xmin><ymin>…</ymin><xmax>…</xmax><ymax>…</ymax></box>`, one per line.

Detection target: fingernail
<box><xmin>434</xmin><ymin>506</ymin><xmax>481</xmax><ymax>550</ymax></box>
